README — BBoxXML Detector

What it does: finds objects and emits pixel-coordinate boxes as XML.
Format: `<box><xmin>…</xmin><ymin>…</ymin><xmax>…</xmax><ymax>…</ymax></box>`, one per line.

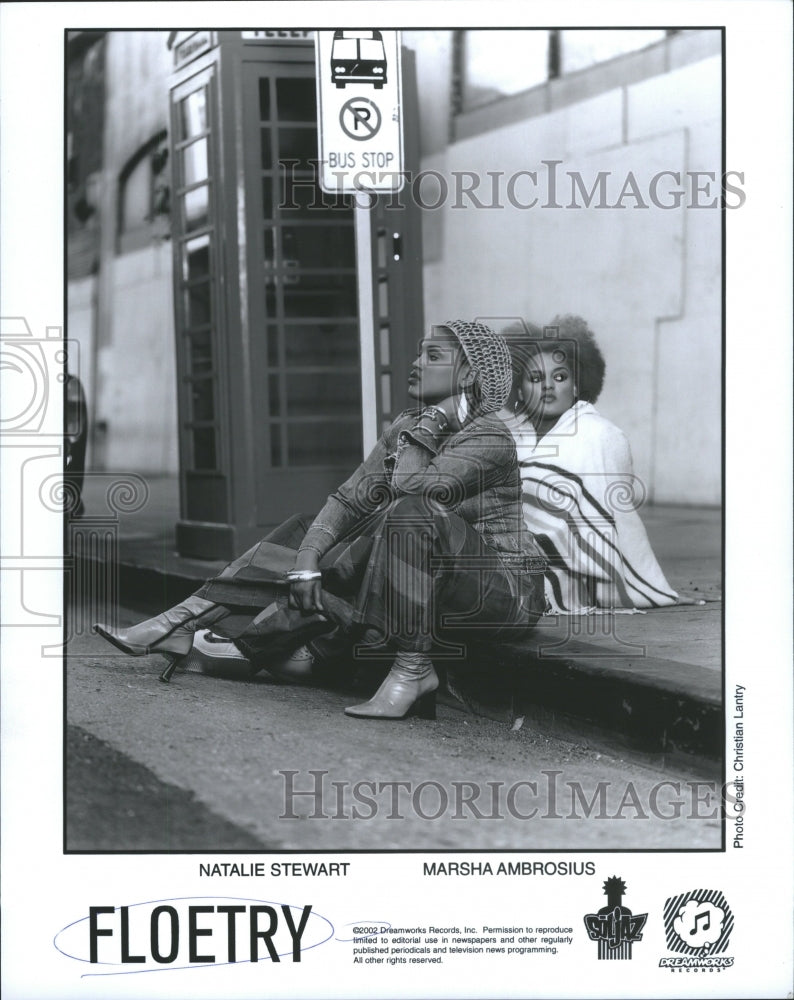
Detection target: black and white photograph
<box><xmin>64</xmin><ymin>24</ymin><xmax>725</xmax><ymax>852</ymax></box>
<box><xmin>1</xmin><ymin>3</ymin><xmax>792</xmax><ymax>998</ymax></box>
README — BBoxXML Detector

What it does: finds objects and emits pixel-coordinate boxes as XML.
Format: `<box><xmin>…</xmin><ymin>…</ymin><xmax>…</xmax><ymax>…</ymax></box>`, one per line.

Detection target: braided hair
<box><xmin>435</xmin><ymin>319</ymin><xmax>513</xmax><ymax>414</ymax></box>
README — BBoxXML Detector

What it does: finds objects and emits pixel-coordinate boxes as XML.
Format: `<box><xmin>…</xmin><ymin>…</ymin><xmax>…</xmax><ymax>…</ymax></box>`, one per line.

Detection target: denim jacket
<box><xmin>300</xmin><ymin>409</ymin><xmax>543</xmax><ymax>566</ymax></box>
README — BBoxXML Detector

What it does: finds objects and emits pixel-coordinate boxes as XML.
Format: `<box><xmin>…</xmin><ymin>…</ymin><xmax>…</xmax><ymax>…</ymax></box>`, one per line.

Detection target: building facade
<box><xmin>67</xmin><ymin>28</ymin><xmax>722</xmax><ymax>556</ymax></box>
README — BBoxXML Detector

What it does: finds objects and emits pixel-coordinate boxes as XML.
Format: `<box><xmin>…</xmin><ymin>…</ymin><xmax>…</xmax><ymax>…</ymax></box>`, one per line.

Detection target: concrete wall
<box><xmin>94</xmin><ymin>243</ymin><xmax>179</xmax><ymax>473</ymax></box>
<box><xmin>71</xmin><ymin>31</ymin><xmax>722</xmax><ymax>500</ymax></box>
<box><xmin>102</xmin><ymin>31</ymin><xmax>172</xmax><ymax>178</ymax></box>
<box><xmin>69</xmin><ymin>30</ymin><xmax>179</xmax><ymax>475</ymax></box>
<box><xmin>403</xmin><ymin>30</ymin><xmax>453</xmax><ymax>157</ymax></box>
<box><xmin>415</xmin><ymin>37</ymin><xmax>722</xmax><ymax>505</ymax></box>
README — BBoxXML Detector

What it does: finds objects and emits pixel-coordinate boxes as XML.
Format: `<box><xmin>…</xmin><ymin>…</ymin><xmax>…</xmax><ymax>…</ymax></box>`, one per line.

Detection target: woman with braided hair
<box><xmin>95</xmin><ymin>320</ymin><xmax>546</xmax><ymax>720</ymax></box>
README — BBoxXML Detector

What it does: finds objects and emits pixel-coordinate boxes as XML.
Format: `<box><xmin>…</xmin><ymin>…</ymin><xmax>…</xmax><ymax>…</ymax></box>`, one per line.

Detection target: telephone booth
<box><xmin>168</xmin><ymin>30</ymin><xmax>423</xmax><ymax>558</ymax></box>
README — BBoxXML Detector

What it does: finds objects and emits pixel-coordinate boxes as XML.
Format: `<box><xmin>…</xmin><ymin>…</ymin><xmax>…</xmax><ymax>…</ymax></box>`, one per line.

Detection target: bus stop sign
<box><xmin>315</xmin><ymin>30</ymin><xmax>404</xmax><ymax>193</ymax></box>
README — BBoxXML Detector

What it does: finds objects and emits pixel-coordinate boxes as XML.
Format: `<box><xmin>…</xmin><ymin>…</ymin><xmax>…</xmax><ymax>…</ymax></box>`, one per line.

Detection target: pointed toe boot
<box><xmin>94</xmin><ymin>596</ymin><xmax>218</xmax><ymax>657</ymax></box>
<box><xmin>345</xmin><ymin>653</ymin><xmax>438</xmax><ymax>720</ymax></box>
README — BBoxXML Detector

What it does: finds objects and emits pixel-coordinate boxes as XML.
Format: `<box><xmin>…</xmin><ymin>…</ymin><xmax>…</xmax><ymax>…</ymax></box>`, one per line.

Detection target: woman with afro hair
<box><xmin>499</xmin><ymin>314</ymin><xmax>685</xmax><ymax>613</ymax></box>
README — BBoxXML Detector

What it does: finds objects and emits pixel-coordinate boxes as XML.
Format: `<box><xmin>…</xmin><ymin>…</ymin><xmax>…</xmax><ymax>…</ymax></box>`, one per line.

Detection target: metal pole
<box><xmin>354</xmin><ymin>203</ymin><xmax>378</xmax><ymax>454</ymax></box>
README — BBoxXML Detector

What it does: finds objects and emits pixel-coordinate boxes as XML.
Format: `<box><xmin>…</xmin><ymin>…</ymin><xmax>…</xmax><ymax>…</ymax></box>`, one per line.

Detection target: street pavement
<box><xmin>66</xmin><ymin>603</ymin><xmax>723</xmax><ymax>852</ymax></box>
<box><xmin>71</xmin><ymin>477</ymin><xmax>723</xmax><ymax>761</ymax></box>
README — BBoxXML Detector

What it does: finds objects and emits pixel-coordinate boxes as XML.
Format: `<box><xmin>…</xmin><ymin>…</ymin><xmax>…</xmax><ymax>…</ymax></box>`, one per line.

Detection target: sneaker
<box><xmin>179</xmin><ymin>630</ymin><xmax>254</xmax><ymax>680</ymax></box>
<box><xmin>181</xmin><ymin>631</ymin><xmax>315</xmax><ymax>683</ymax></box>
<box><xmin>268</xmin><ymin>644</ymin><xmax>314</xmax><ymax>681</ymax></box>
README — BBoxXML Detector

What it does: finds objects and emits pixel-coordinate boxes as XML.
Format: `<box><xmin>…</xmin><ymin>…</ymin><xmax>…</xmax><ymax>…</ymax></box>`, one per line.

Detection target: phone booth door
<box><xmin>243</xmin><ymin>59</ymin><xmax>364</xmax><ymax>523</ymax></box>
<box><xmin>168</xmin><ymin>32</ymin><xmax>423</xmax><ymax>560</ymax></box>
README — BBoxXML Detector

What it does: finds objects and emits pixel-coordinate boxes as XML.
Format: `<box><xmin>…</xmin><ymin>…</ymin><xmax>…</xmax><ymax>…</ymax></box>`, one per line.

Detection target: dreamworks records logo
<box><xmin>659</xmin><ymin>889</ymin><xmax>734</xmax><ymax>971</ymax></box>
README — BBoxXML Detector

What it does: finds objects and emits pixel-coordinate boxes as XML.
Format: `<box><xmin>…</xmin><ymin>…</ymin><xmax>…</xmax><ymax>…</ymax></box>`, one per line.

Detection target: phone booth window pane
<box><xmin>182</xmin><ymin>138</ymin><xmax>209</xmax><ymax>186</ymax></box>
<box><xmin>184</xmin><ymin>185</ymin><xmax>210</xmax><ymax>231</ymax></box>
<box><xmin>188</xmin><ymin>329</ymin><xmax>213</xmax><ymax>374</ymax></box>
<box><xmin>186</xmin><ymin>282</ymin><xmax>211</xmax><ymax>327</ymax></box>
<box><xmin>285</xmin><ymin>373</ymin><xmax>361</xmax><ymax>418</ymax></box>
<box><xmin>263</xmin><ymin>226</ymin><xmax>275</xmax><ymax>262</ymax></box>
<box><xmin>282</xmin><ymin>274</ymin><xmax>358</xmax><ymax>317</ymax></box>
<box><xmin>266</xmin><ymin>327</ymin><xmax>280</xmax><ymax>367</ymax></box>
<box><xmin>380</xmin><ymin>373</ymin><xmax>392</xmax><ymax>414</ymax></box>
<box><xmin>268</xmin><ymin>374</ymin><xmax>282</xmax><ymax>418</ymax></box>
<box><xmin>377</xmin><ymin>229</ymin><xmax>388</xmax><ymax>269</ymax></box>
<box><xmin>183</xmin><ymin>234</ymin><xmax>210</xmax><ymax>282</ymax></box>
<box><xmin>278</xmin><ymin>174</ymin><xmax>350</xmax><ymax>217</ymax></box>
<box><xmin>286</xmin><ymin>421</ymin><xmax>362</xmax><ymax>466</ymax></box>
<box><xmin>276</xmin><ymin>77</ymin><xmax>316</xmax><ymax>121</ymax></box>
<box><xmin>282</xmin><ymin>225</ymin><xmax>355</xmax><ymax>268</ymax></box>
<box><xmin>379</xmin><ymin>325</ymin><xmax>390</xmax><ymax>365</ymax></box>
<box><xmin>279</xmin><ymin>323</ymin><xmax>358</xmax><ymax>367</ymax></box>
<box><xmin>270</xmin><ymin>424</ymin><xmax>283</xmax><ymax>466</ymax></box>
<box><xmin>192</xmin><ymin>428</ymin><xmax>217</xmax><ymax>469</ymax></box>
<box><xmin>191</xmin><ymin>379</ymin><xmax>215</xmax><ymax>422</ymax></box>
<box><xmin>260</xmin><ymin>128</ymin><xmax>273</xmax><ymax>168</ymax></box>
<box><xmin>278</xmin><ymin>127</ymin><xmax>317</xmax><ymax>164</ymax></box>
<box><xmin>378</xmin><ymin>277</ymin><xmax>389</xmax><ymax>317</ymax></box>
<box><xmin>258</xmin><ymin>77</ymin><xmax>271</xmax><ymax>121</ymax></box>
<box><xmin>180</xmin><ymin>89</ymin><xmax>207</xmax><ymax>139</ymax></box>
<box><xmin>262</xmin><ymin>177</ymin><xmax>274</xmax><ymax>219</ymax></box>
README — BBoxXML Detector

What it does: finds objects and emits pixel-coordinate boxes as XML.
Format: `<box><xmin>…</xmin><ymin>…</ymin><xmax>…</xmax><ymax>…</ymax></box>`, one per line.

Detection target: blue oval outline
<box><xmin>53</xmin><ymin>895</ymin><xmax>335</xmax><ymax>977</ymax></box>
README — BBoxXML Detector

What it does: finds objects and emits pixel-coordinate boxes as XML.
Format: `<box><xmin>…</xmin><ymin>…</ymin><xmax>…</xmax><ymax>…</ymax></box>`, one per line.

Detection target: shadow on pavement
<box><xmin>66</xmin><ymin>725</ymin><xmax>269</xmax><ymax>852</ymax></box>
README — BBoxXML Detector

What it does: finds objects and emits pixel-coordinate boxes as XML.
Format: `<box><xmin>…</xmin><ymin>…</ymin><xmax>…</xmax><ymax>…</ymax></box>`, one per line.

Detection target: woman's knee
<box><xmin>263</xmin><ymin>512</ymin><xmax>316</xmax><ymax>545</ymax></box>
<box><xmin>384</xmin><ymin>493</ymin><xmax>441</xmax><ymax>525</ymax></box>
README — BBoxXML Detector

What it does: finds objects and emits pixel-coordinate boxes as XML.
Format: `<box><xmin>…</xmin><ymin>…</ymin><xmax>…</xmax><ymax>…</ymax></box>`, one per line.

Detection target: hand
<box><xmin>431</xmin><ymin>395</ymin><xmax>466</xmax><ymax>432</ymax></box>
<box><xmin>288</xmin><ymin>551</ymin><xmax>325</xmax><ymax>614</ymax></box>
<box><xmin>289</xmin><ymin>578</ymin><xmax>325</xmax><ymax>614</ymax></box>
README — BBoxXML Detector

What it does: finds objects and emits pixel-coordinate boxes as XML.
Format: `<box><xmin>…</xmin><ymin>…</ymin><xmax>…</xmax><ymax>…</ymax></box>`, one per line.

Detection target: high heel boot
<box><xmin>344</xmin><ymin>652</ymin><xmax>438</xmax><ymax>720</ymax></box>
<box><xmin>94</xmin><ymin>597</ymin><xmax>220</xmax><ymax>658</ymax></box>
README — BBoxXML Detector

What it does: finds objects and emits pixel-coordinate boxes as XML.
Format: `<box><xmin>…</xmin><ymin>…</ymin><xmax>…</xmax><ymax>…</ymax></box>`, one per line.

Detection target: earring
<box><xmin>455</xmin><ymin>393</ymin><xmax>470</xmax><ymax>426</ymax></box>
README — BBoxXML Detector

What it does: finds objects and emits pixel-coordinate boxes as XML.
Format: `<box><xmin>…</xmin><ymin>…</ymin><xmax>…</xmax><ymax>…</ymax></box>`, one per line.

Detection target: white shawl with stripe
<box><xmin>501</xmin><ymin>401</ymin><xmax>679</xmax><ymax>613</ymax></box>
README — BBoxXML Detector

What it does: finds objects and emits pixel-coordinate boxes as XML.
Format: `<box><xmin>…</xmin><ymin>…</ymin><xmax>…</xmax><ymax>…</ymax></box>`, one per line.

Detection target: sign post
<box><xmin>316</xmin><ymin>30</ymin><xmax>405</xmax><ymax>453</ymax></box>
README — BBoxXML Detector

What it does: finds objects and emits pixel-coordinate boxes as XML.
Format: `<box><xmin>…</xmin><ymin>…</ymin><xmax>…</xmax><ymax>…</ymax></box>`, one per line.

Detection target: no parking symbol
<box><xmin>339</xmin><ymin>98</ymin><xmax>381</xmax><ymax>140</ymax></box>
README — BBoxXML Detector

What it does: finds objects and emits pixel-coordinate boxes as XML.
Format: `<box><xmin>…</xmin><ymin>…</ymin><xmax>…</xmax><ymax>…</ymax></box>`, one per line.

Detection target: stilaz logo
<box><xmin>583</xmin><ymin>876</ymin><xmax>647</xmax><ymax>960</ymax></box>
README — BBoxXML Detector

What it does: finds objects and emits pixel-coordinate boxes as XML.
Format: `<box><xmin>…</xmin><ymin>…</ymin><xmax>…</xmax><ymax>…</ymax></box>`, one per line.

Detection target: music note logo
<box><xmin>689</xmin><ymin>908</ymin><xmax>711</xmax><ymax>936</ymax></box>
<box><xmin>675</xmin><ymin>900</ymin><xmax>723</xmax><ymax>949</ymax></box>
<box><xmin>664</xmin><ymin>889</ymin><xmax>733</xmax><ymax>956</ymax></box>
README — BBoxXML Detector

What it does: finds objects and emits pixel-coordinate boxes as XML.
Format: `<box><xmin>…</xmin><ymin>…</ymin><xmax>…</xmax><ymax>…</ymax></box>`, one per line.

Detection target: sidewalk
<box><xmin>72</xmin><ymin>474</ymin><xmax>723</xmax><ymax>765</ymax></box>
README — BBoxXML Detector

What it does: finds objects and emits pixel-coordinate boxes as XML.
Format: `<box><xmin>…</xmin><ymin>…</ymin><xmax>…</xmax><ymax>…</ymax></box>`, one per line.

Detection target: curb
<box><xmin>73</xmin><ymin>549</ymin><xmax>722</xmax><ymax>767</ymax></box>
<box><xmin>445</xmin><ymin>640</ymin><xmax>721</xmax><ymax>768</ymax></box>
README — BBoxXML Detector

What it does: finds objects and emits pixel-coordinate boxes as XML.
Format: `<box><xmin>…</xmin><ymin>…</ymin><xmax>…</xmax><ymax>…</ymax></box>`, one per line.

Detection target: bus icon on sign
<box><xmin>331</xmin><ymin>29</ymin><xmax>387</xmax><ymax>89</ymax></box>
